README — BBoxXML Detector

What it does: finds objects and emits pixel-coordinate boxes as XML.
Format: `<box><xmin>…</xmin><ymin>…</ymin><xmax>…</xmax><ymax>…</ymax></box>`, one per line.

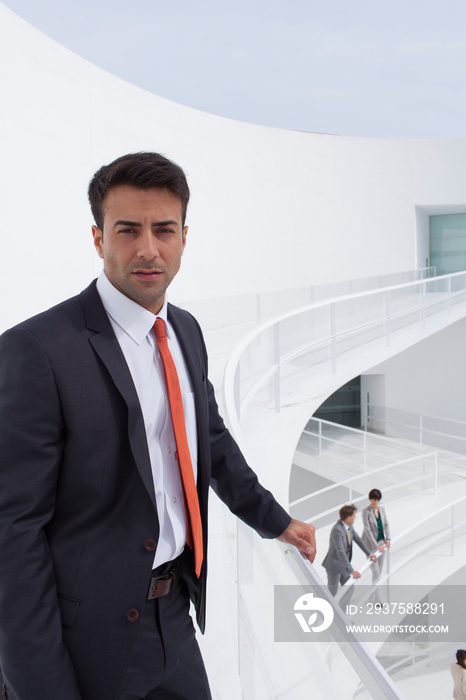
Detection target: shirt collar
<box><xmin>96</xmin><ymin>271</ymin><xmax>169</xmax><ymax>345</ymax></box>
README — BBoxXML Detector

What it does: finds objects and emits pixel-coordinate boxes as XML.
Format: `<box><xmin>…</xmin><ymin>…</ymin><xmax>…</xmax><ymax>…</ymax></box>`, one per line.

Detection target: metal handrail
<box><xmin>300</xmin><ymin>428</ymin><xmax>425</xmax><ymax>468</ymax></box>
<box><xmin>365</xmin><ymin>404</ymin><xmax>466</xmax><ymax>453</ymax></box>
<box><xmin>180</xmin><ymin>266</ymin><xmax>436</xmax><ymax>332</ymax></box>
<box><xmin>367</xmin><ymin>404</ymin><xmax>466</xmax><ymax>429</ymax></box>
<box><xmin>287</xmin><ymin>546</ymin><xmax>405</xmax><ymax>700</ymax></box>
<box><xmin>290</xmin><ymin>452</ymin><xmax>437</xmax><ymax>510</ymax></box>
<box><xmin>224</xmin><ymin>270</ymin><xmax>466</xmax><ymax>429</ymax></box>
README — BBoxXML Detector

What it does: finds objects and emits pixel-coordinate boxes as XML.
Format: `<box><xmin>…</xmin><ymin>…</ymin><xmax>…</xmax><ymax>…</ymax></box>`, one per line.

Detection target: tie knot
<box><xmin>154</xmin><ymin>317</ymin><xmax>167</xmax><ymax>340</ymax></box>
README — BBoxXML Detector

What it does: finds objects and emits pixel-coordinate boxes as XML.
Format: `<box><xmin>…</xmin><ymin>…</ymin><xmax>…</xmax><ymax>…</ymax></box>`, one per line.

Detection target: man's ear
<box><xmin>92</xmin><ymin>225</ymin><xmax>104</xmax><ymax>259</ymax></box>
<box><xmin>182</xmin><ymin>225</ymin><xmax>188</xmax><ymax>252</ymax></box>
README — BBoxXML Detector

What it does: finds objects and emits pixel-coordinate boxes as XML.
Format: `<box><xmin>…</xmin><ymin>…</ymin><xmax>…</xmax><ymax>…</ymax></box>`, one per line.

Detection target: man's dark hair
<box><xmin>339</xmin><ymin>504</ymin><xmax>357</xmax><ymax>521</ymax></box>
<box><xmin>368</xmin><ymin>489</ymin><xmax>382</xmax><ymax>501</ymax></box>
<box><xmin>456</xmin><ymin>649</ymin><xmax>466</xmax><ymax>668</ymax></box>
<box><xmin>88</xmin><ymin>152</ymin><xmax>190</xmax><ymax>230</ymax></box>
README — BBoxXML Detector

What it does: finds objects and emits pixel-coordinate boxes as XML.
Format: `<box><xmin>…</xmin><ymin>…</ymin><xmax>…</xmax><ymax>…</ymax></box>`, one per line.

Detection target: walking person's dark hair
<box><xmin>339</xmin><ymin>504</ymin><xmax>357</xmax><ymax>521</ymax></box>
<box><xmin>456</xmin><ymin>649</ymin><xmax>466</xmax><ymax>668</ymax></box>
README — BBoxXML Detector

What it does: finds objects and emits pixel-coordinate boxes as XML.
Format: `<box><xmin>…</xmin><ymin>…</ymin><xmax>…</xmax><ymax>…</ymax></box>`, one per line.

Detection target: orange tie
<box><xmin>153</xmin><ymin>318</ymin><xmax>203</xmax><ymax>577</ymax></box>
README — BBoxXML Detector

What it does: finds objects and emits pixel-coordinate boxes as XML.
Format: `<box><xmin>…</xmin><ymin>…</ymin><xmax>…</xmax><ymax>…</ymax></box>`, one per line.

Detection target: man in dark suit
<box><xmin>322</xmin><ymin>504</ymin><xmax>375</xmax><ymax>596</ymax></box>
<box><xmin>0</xmin><ymin>152</ymin><xmax>316</xmax><ymax>700</ymax></box>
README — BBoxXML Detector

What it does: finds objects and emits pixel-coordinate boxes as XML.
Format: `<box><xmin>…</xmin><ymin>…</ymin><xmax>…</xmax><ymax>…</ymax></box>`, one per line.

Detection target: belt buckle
<box><xmin>147</xmin><ymin>566</ymin><xmax>178</xmax><ymax>600</ymax></box>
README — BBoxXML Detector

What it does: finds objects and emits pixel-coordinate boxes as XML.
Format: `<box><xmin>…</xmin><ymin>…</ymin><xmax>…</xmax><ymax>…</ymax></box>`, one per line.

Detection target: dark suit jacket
<box><xmin>0</xmin><ymin>281</ymin><xmax>290</xmax><ymax>700</ymax></box>
<box><xmin>322</xmin><ymin>520</ymin><xmax>371</xmax><ymax>575</ymax></box>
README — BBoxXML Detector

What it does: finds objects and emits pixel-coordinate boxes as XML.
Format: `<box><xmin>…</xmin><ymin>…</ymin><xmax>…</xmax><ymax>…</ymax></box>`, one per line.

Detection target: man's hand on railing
<box><xmin>370</xmin><ymin>554</ymin><xmax>378</xmax><ymax>563</ymax></box>
<box><xmin>351</xmin><ymin>570</ymin><xmax>362</xmax><ymax>579</ymax></box>
<box><xmin>277</xmin><ymin>518</ymin><xmax>316</xmax><ymax>563</ymax></box>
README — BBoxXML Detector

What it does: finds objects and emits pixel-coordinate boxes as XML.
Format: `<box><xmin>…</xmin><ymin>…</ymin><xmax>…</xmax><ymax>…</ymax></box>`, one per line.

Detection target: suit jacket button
<box><xmin>126</xmin><ymin>608</ymin><xmax>139</xmax><ymax>622</ymax></box>
<box><xmin>144</xmin><ymin>539</ymin><xmax>156</xmax><ymax>552</ymax></box>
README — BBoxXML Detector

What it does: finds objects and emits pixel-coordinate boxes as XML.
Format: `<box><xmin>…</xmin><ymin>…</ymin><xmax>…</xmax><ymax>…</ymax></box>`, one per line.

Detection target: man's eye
<box><xmin>118</xmin><ymin>228</ymin><xmax>136</xmax><ymax>234</ymax></box>
<box><xmin>157</xmin><ymin>228</ymin><xmax>175</xmax><ymax>235</ymax></box>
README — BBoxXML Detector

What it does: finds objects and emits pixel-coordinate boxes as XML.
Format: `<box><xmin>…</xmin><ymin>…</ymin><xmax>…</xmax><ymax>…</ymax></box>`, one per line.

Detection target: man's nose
<box><xmin>137</xmin><ymin>230</ymin><xmax>159</xmax><ymax>259</ymax></box>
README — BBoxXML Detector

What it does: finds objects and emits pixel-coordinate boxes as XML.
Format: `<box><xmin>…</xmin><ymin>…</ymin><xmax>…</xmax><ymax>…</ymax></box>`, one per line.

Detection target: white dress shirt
<box><xmin>343</xmin><ymin>521</ymin><xmax>352</xmax><ymax>546</ymax></box>
<box><xmin>96</xmin><ymin>271</ymin><xmax>198</xmax><ymax>568</ymax></box>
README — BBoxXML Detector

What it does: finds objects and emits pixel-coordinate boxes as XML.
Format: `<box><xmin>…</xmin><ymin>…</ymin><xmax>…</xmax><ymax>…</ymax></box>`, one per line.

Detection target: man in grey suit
<box><xmin>322</xmin><ymin>504</ymin><xmax>376</xmax><ymax>595</ymax></box>
<box><xmin>0</xmin><ymin>152</ymin><xmax>316</xmax><ymax>700</ymax></box>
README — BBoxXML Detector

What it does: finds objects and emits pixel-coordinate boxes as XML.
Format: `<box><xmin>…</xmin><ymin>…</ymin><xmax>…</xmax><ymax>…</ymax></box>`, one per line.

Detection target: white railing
<box><xmin>291</xmin><ymin>452</ymin><xmax>438</xmax><ymax>525</ymax></box>
<box><xmin>286</xmin><ymin>544</ymin><xmax>404</xmax><ymax>700</ymax></box>
<box><xmin>237</xmin><ymin>522</ymin><xmax>405</xmax><ymax>700</ymax></box>
<box><xmin>180</xmin><ymin>267</ymin><xmax>436</xmax><ymax>332</ymax></box>
<box><xmin>224</xmin><ymin>271</ymin><xmax>466</xmax><ymax>434</ymax></box>
<box><xmin>290</xmin><ymin>417</ymin><xmax>438</xmax><ymax>524</ymax></box>
<box><xmin>295</xmin><ymin>415</ymin><xmax>433</xmax><ymax>473</ymax></box>
<box><xmin>364</xmin><ymin>404</ymin><xmax>466</xmax><ymax>455</ymax></box>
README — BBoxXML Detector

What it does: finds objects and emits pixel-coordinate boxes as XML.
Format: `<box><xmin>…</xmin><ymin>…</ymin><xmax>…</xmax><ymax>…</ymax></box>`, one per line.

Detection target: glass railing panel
<box><xmin>424</xmin><ymin>276</ymin><xmax>441</xmax><ymax>295</ymax></box>
<box><xmin>388</xmin><ymin>309</ymin><xmax>423</xmax><ymax>334</ymax></box>
<box><xmin>317</xmin><ymin>420</ymin><xmax>366</xmax><ymax>452</ymax></box>
<box><xmin>302</xmin><ymin>418</ymin><xmax>425</xmax><ymax>464</ymax></box>
<box><xmin>277</xmin><ymin>310</ymin><xmax>320</xmax><ymax>358</ymax></box>
<box><xmin>423</xmin><ymin>431</ymin><xmax>466</xmax><ymax>454</ymax></box>
<box><xmin>367</xmin><ymin>406</ymin><xmax>420</xmax><ymax>442</ymax></box>
<box><xmin>236</xmin><ymin>326</ymin><xmax>276</xmax><ymax>395</ymax></box>
<box><xmin>308</xmin><ymin>305</ymin><xmax>334</xmax><ymax>348</ymax></box>
<box><xmin>423</xmin><ymin>414</ymin><xmax>466</xmax><ymax>439</ymax></box>
<box><xmin>290</xmin><ymin>452</ymin><xmax>438</xmax><ymax>527</ymax></box>
<box><xmin>451</xmin><ymin>273</ymin><xmax>466</xmax><ymax>297</ymax></box>
<box><xmin>366</xmin><ymin>405</ymin><xmax>466</xmax><ymax>456</ymax></box>
<box><xmin>288</xmin><ymin>342</ymin><xmax>334</xmax><ymax>376</ymax></box>
<box><xmin>332</xmin><ymin>293</ymin><xmax>385</xmax><ymax>335</ymax></box>
<box><xmin>236</xmin><ymin>522</ymin><xmax>401</xmax><ymax>700</ymax></box>
<box><xmin>387</xmin><ymin>284</ymin><xmax>422</xmax><ymax>315</ymax></box>
<box><xmin>180</xmin><ymin>268</ymin><xmax>437</xmax><ymax>332</ymax></box>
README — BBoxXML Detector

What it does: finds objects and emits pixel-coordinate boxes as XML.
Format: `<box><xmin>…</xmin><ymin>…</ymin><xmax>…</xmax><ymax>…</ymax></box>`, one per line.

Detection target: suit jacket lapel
<box><xmin>79</xmin><ymin>282</ymin><xmax>157</xmax><ymax>509</ymax></box>
<box><xmin>167</xmin><ymin>305</ymin><xmax>209</xmax><ymax>507</ymax></box>
<box><xmin>167</xmin><ymin>305</ymin><xmax>206</xmax><ymax>395</ymax></box>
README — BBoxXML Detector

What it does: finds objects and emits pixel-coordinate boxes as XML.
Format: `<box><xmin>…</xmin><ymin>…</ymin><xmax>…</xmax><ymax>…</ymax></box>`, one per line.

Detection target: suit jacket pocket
<box><xmin>58</xmin><ymin>594</ymin><xmax>81</xmax><ymax>628</ymax></box>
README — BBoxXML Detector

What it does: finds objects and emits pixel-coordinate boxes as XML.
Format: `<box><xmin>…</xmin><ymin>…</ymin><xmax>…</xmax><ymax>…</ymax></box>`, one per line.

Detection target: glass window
<box><xmin>430</xmin><ymin>213</ymin><xmax>466</xmax><ymax>276</ymax></box>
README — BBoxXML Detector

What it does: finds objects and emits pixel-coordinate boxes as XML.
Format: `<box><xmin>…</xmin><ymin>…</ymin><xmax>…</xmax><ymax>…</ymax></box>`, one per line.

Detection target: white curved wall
<box><xmin>1</xmin><ymin>2</ymin><xmax>466</xmax><ymax>333</ymax></box>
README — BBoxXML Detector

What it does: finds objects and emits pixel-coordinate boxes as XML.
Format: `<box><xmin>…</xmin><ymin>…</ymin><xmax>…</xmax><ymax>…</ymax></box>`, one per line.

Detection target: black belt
<box><xmin>147</xmin><ymin>559</ymin><xmax>180</xmax><ymax>600</ymax></box>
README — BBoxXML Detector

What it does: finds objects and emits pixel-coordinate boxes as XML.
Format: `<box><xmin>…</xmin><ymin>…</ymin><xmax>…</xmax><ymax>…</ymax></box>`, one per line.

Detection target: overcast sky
<box><xmin>2</xmin><ymin>0</ymin><xmax>466</xmax><ymax>139</ymax></box>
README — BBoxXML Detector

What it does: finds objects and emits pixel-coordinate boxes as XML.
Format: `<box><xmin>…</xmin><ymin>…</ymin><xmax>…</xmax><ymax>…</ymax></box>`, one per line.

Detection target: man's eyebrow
<box><xmin>112</xmin><ymin>219</ymin><xmax>180</xmax><ymax>228</ymax></box>
<box><xmin>152</xmin><ymin>220</ymin><xmax>180</xmax><ymax>227</ymax></box>
<box><xmin>113</xmin><ymin>219</ymin><xmax>141</xmax><ymax>228</ymax></box>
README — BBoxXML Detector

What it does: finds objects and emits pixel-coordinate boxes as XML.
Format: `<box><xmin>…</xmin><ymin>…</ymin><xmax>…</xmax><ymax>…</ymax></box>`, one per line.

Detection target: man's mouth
<box><xmin>133</xmin><ymin>269</ymin><xmax>163</xmax><ymax>280</ymax></box>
